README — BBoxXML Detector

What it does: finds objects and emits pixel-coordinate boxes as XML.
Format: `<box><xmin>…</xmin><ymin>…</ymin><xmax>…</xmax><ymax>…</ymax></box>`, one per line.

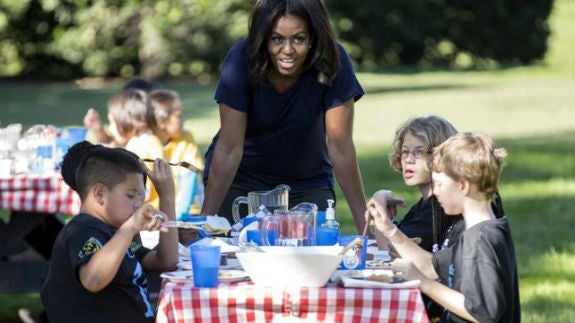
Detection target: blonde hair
<box><xmin>431</xmin><ymin>132</ymin><xmax>507</xmax><ymax>198</ymax></box>
<box><xmin>389</xmin><ymin>115</ymin><xmax>458</xmax><ymax>171</ymax></box>
<box><xmin>107</xmin><ymin>89</ymin><xmax>156</xmax><ymax>135</ymax></box>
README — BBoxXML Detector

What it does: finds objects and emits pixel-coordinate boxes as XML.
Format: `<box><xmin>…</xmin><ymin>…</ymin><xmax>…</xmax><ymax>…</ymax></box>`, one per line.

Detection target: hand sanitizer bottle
<box><xmin>318</xmin><ymin>199</ymin><xmax>339</xmax><ymax>245</ymax></box>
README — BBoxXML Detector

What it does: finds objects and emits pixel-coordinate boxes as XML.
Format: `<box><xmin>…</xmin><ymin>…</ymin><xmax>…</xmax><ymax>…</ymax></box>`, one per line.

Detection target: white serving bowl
<box><xmin>235</xmin><ymin>246</ymin><xmax>343</xmax><ymax>288</ymax></box>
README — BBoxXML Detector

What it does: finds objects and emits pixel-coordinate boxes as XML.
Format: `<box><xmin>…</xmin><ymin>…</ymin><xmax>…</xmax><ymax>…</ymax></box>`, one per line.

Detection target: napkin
<box><xmin>204</xmin><ymin>215</ymin><xmax>232</xmax><ymax>235</ymax></box>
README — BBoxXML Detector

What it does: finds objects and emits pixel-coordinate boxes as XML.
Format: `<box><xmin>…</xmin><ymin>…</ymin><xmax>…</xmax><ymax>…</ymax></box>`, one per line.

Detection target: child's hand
<box><xmin>141</xmin><ymin>158</ymin><xmax>175</xmax><ymax>199</ymax></box>
<box><xmin>372</xmin><ymin>190</ymin><xmax>405</xmax><ymax>220</ymax></box>
<box><xmin>391</xmin><ymin>258</ymin><xmax>425</xmax><ymax>282</ymax></box>
<box><xmin>83</xmin><ymin>108</ymin><xmax>102</xmax><ymax>130</ymax></box>
<box><xmin>131</xmin><ymin>204</ymin><xmax>169</xmax><ymax>232</ymax></box>
<box><xmin>365</xmin><ymin>195</ymin><xmax>397</xmax><ymax>236</ymax></box>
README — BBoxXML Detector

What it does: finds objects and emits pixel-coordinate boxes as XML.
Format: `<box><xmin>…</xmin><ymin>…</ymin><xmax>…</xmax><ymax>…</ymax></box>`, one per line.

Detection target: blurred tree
<box><xmin>0</xmin><ymin>0</ymin><xmax>250</xmax><ymax>79</ymax></box>
<box><xmin>0</xmin><ymin>0</ymin><xmax>553</xmax><ymax>78</ymax></box>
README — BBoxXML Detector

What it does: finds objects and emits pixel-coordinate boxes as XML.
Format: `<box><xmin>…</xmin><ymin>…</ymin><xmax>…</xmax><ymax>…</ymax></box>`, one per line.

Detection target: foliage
<box><xmin>328</xmin><ymin>0</ymin><xmax>553</xmax><ymax>70</ymax></box>
<box><xmin>0</xmin><ymin>0</ymin><xmax>554</xmax><ymax>79</ymax></box>
<box><xmin>0</xmin><ymin>0</ymin><xmax>250</xmax><ymax>79</ymax></box>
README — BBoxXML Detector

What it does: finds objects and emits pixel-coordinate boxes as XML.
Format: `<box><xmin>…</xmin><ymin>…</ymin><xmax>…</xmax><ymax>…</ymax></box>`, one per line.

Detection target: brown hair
<box><xmin>107</xmin><ymin>89</ymin><xmax>157</xmax><ymax>136</ymax></box>
<box><xmin>149</xmin><ymin>89</ymin><xmax>180</xmax><ymax>121</ymax></box>
<box><xmin>389</xmin><ymin>115</ymin><xmax>458</xmax><ymax>171</ymax></box>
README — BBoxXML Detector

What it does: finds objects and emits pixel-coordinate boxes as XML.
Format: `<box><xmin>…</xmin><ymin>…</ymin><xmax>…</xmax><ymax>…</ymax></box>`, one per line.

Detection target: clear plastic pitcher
<box><xmin>232</xmin><ymin>184</ymin><xmax>290</xmax><ymax>224</ymax></box>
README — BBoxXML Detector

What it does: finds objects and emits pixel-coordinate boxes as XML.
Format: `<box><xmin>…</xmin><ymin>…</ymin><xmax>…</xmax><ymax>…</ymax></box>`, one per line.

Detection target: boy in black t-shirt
<box><xmin>41</xmin><ymin>141</ymin><xmax>178</xmax><ymax>323</ymax></box>
<box><xmin>367</xmin><ymin>132</ymin><xmax>520</xmax><ymax>323</ymax></box>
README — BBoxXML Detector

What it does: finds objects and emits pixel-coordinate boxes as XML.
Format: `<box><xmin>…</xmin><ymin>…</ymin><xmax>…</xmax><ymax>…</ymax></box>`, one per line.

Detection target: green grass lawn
<box><xmin>1</xmin><ymin>1</ymin><xmax>574</xmax><ymax>322</ymax></box>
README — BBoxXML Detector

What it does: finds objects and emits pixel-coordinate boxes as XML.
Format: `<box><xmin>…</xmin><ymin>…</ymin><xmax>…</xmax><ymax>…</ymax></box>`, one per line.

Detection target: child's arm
<box><xmin>393</xmin><ymin>259</ymin><xmax>479</xmax><ymax>323</ymax></box>
<box><xmin>140</xmin><ymin>158</ymin><xmax>179</xmax><ymax>271</ymax></box>
<box><xmin>84</xmin><ymin>108</ymin><xmax>113</xmax><ymax>144</ymax></box>
<box><xmin>366</xmin><ymin>193</ymin><xmax>437</xmax><ymax>279</ymax></box>
<box><xmin>78</xmin><ymin>205</ymin><xmax>164</xmax><ymax>292</ymax></box>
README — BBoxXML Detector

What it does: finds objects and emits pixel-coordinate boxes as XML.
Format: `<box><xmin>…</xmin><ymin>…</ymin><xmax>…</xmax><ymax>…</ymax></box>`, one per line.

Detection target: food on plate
<box><xmin>365</xmin><ymin>274</ymin><xmax>393</xmax><ymax>283</ymax></box>
<box><xmin>366</xmin><ymin>259</ymin><xmax>393</xmax><ymax>268</ymax></box>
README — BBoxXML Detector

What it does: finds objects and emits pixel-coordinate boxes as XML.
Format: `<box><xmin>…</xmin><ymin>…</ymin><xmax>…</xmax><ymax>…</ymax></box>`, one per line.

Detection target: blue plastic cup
<box><xmin>190</xmin><ymin>245</ymin><xmax>221</xmax><ymax>287</ymax></box>
<box><xmin>316</xmin><ymin>227</ymin><xmax>339</xmax><ymax>246</ymax></box>
<box><xmin>66</xmin><ymin>127</ymin><xmax>87</xmax><ymax>144</ymax></box>
<box><xmin>338</xmin><ymin>235</ymin><xmax>368</xmax><ymax>269</ymax></box>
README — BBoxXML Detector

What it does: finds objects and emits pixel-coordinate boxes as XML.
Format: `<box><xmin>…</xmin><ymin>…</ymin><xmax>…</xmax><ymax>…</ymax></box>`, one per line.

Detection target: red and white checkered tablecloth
<box><xmin>156</xmin><ymin>281</ymin><xmax>430</xmax><ymax>323</ymax></box>
<box><xmin>0</xmin><ymin>172</ymin><xmax>80</xmax><ymax>215</ymax></box>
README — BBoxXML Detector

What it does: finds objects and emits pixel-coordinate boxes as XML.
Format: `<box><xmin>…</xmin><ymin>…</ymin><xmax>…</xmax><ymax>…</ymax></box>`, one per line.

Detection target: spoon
<box><xmin>161</xmin><ymin>221</ymin><xmax>203</xmax><ymax>230</ymax></box>
<box><xmin>141</xmin><ymin>158</ymin><xmax>201</xmax><ymax>173</ymax></box>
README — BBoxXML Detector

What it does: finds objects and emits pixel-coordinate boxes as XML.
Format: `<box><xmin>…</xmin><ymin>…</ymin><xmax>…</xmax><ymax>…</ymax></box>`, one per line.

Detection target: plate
<box><xmin>177</xmin><ymin>258</ymin><xmax>243</xmax><ymax>271</ymax></box>
<box><xmin>161</xmin><ymin>269</ymin><xmax>249</xmax><ymax>284</ymax></box>
<box><xmin>218</xmin><ymin>269</ymin><xmax>250</xmax><ymax>283</ymax></box>
<box><xmin>160</xmin><ymin>270</ymin><xmax>193</xmax><ymax>283</ymax></box>
<box><xmin>340</xmin><ymin>276</ymin><xmax>421</xmax><ymax>289</ymax></box>
<box><xmin>331</xmin><ymin>269</ymin><xmax>394</xmax><ymax>282</ymax></box>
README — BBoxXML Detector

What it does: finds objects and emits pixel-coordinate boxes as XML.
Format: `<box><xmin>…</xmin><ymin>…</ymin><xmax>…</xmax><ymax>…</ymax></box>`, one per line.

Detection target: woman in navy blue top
<box><xmin>202</xmin><ymin>0</ymin><xmax>367</xmax><ymax>230</ymax></box>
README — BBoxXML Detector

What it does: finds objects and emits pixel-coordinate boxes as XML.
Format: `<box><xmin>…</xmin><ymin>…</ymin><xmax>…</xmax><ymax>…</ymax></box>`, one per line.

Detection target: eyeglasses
<box><xmin>400</xmin><ymin>148</ymin><xmax>428</xmax><ymax>160</ymax></box>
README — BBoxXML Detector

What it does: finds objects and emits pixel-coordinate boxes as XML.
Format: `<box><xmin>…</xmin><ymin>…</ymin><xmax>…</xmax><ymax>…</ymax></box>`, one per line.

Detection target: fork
<box><xmin>142</xmin><ymin>158</ymin><xmax>201</xmax><ymax>173</ymax></box>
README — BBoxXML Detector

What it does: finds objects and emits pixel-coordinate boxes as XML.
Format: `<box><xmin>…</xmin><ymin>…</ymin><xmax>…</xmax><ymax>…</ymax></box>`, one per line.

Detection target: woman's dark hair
<box><xmin>61</xmin><ymin>141</ymin><xmax>145</xmax><ymax>200</ymax></box>
<box><xmin>245</xmin><ymin>0</ymin><xmax>339</xmax><ymax>85</ymax></box>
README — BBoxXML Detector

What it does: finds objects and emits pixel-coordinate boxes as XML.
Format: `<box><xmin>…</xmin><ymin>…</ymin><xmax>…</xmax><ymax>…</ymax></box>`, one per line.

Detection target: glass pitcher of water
<box><xmin>231</xmin><ymin>184</ymin><xmax>290</xmax><ymax>224</ymax></box>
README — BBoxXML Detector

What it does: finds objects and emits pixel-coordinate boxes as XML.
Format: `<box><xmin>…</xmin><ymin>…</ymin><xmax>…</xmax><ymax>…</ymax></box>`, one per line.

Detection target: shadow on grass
<box><xmin>1</xmin><ymin>81</ymin><xmax>218</xmax><ymax>131</ymax></box>
<box><xmin>363</xmin><ymin>83</ymin><xmax>468</xmax><ymax>95</ymax></box>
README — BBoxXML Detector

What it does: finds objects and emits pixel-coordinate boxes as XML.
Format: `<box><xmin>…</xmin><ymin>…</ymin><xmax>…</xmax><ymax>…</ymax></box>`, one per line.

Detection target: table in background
<box><xmin>156</xmin><ymin>281</ymin><xmax>430</xmax><ymax>323</ymax></box>
<box><xmin>0</xmin><ymin>171</ymin><xmax>80</xmax><ymax>292</ymax></box>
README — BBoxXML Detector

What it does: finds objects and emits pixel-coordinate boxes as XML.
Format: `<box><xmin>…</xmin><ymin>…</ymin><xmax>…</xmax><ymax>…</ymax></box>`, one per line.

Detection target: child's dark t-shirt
<box><xmin>41</xmin><ymin>213</ymin><xmax>154</xmax><ymax>323</ymax></box>
<box><xmin>432</xmin><ymin>218</ymin><xmax>521</xmax><ymax>322</ymax></box>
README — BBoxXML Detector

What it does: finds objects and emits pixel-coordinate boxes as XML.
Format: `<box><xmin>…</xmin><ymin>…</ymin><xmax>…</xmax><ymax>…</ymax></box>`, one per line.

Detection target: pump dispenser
<box><xmin>321</xmin><ymin>199</ymin><xmax>340</xmax><ymax>231</ymax></box>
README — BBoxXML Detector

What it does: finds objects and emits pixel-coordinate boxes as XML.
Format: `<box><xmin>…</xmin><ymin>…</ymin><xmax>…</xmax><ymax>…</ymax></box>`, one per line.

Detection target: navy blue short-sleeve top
<box><xmin>204</xmin><ymin>39</ymin><xmax>364</xmax><ymax>191</ymax></box>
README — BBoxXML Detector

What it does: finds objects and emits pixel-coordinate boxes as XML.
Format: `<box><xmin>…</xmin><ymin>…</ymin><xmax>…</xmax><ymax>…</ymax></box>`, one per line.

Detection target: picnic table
<box><xmin>156</xmin><ymin>280</ymin><xmax>430</xmax><ymax>323</ymax></box>
<box><xmin>0</xmin><ymin>171</ymin><xmax>81</xmax><ymax>292</ymax></box>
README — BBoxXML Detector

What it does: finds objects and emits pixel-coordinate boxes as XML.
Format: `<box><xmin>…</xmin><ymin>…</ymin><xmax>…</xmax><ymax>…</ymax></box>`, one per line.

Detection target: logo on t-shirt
<box><xmin>78</xmin><ymin>237</ymin><xmax>103</xmax><ymax>258</ymax></box>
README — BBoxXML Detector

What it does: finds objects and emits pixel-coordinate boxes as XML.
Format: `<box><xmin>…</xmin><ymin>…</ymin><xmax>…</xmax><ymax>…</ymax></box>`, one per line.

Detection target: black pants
<box><xmin>216</xmin><ymin>185</ymin><xmax>336</xmax><ymax>225</ymax></box>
